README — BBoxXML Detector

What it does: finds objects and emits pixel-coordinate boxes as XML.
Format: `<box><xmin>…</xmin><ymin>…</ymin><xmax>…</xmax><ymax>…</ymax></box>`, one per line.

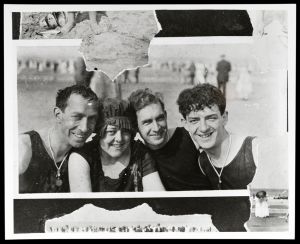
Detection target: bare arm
<box><xmin>142</xmin><ymin>172</ymin><xmax>165</xmax><ymax>191</ymax></box>
<box><xmin>19</xmin><ymin>134</ymin><xmax>32</xmax><ymax>175</ymax></box>
<box><xmin>68</xmin><ymin>152</ymin><xmax>92</xmax><ymax>192</ymax></box>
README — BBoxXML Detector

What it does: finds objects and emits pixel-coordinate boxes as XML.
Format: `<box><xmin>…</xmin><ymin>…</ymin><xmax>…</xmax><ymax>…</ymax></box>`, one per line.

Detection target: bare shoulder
<box><xmin>19</xmin><ymin>134</ymin><xmax>32</xmax><ymax>174</ymax></box>
<box><xmin>68</xmin><ymin>152</ymin><xmax>90</xmax><ymax>169</ymax></box>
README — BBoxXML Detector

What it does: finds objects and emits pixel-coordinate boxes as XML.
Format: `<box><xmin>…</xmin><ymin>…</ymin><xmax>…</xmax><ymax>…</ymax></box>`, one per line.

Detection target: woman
<box><xmin>68</xmin><ymin>98</ymin><xmax>165</xmax><ymax>192</ymax></box>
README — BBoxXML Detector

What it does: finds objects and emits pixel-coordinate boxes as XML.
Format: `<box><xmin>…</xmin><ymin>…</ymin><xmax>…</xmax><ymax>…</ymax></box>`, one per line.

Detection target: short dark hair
<box><xmin>128</xmin><ymin>88</ymin><xmax>165</xmax><ymax>112</ymax></box>
<box><xmin>177</xmin><ymin>83</ymin><xmax>226</xmax><ymax>119</ymax></box>
<box><xmin>56</xmin><ymin>84</ymin><xmax>98</xmax><ymax>111</ymax></box>
<box><xmin>128</xmin><ymin>88</ymin><xmax>165</xmax><ymax>130</ymax></box>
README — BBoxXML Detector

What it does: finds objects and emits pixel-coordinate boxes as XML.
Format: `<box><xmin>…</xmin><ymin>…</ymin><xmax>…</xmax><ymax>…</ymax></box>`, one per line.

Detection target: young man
<box><xmin>19</xmin><ymin>85</ymin><xmax>99</xmax><ymax>193</ymax></box>
<box><xmin>177</xmin><ymin>83</ymin><xmax>258</xmax><ymax>190</ymax></box>
<box><xmin>176</xmin><ymin>83</ymin><xmax>259</xmax><ymax>231</ymax></box>
<box><xmin>128</xmin><ymin>88</ymin><xmax>212</xmax><ymax>191</ymax></box>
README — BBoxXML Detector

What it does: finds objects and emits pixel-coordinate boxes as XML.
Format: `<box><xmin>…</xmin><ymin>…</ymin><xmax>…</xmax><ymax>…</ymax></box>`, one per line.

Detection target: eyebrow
<box><xmin>141</xmin><ymin>118</ymin><xmax>153</xmax><ymax>124</ymax></box>
<box><xmin>71</xmin><ymin>112</ymin><xmax>83</xmax><ymax>116</ymax></box>
<box><xmin>141</xmin><ymin>113</ymin><xmax>165</xmax><ymax>124</ymax></box>
<box><xmin>187</xmin><ymin>114</ymin><xmax>218</xmax><ymax>120</ymax></box>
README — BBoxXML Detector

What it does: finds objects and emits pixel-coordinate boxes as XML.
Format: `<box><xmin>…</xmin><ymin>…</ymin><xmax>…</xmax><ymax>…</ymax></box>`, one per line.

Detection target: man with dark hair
<box><xmin>18</xmin><ymin>85</ymin><xmax>99</xmax><ymax>193</ymax></box>
<box><xmin>216</xmin><ymin>54</ymin><xmax>231</xmax><ymax>98</ymax></box>
<box><xmin>177</xmin><ymin>83</ymin><xmax>258</xmax><ymax>231</ymax></box>
<box><xmin>177</xmin><ymin>83</ymin><xmax>257</xmax><ymax>190</ymax></box>
<box><xmin>128</xmin><ymin>88</ymin><xmax>212</xmax><ymax>191</ymax></box>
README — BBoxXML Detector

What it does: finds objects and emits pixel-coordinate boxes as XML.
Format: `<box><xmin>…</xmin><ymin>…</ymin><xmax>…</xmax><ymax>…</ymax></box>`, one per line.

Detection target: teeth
<box><xmin>74</xmin><ymin>134</ymin><xmax>84</xmax><ymax>138</ymax></box>
<box><xmin>199</xmin><ymin>133</ymin><xmax>212</xmax><ymax>138</ymax></box>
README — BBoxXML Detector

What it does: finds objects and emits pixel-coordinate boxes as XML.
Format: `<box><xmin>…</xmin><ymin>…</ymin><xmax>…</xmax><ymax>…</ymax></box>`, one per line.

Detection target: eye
<box><xmin>207</xmin><ymin>117</ymin><xmax>217</xmax><ymax>121</ymax></box>
<box><xmin>157</xmin><ymin>116</ymin><xmax>165</xmax><ymax>122</ymax></box>
<box><xmin>72</xmin><ymin>115</ymin><xmax>82</xmax><ymax>121</ymax></box>
<box><xmin>106</xmin><ymin>130</ymin><xmax>117</xmax><ymax>135</ymax></box>
<box><xmin>188</xmin><ymin>119</ymin><xmax>198</xmax><ymax>124</ymax></box>
<box><xmin>142</xmin><ymin>120</ymin><xmax>152</xmax><ymax>126</ymax></box>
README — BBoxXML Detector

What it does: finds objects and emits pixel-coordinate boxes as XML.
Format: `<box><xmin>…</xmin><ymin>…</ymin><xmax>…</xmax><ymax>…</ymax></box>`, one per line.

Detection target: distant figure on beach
<box><xmin>216</xmin><ymin>54</ymin><xmax>231</xmax><ymax>98</ymax></box>
<box><xmin>195</xmin><ymin>62</ymin><xmax>208</xmax><ymax>85</ymax></box>
<box><xmin>255</xmin><ymin>190</ymin><xmax>270</xmax><ymax>218</ymax></box>
<box><xmin>181</xmin><ymin>61</ymin><xmax>196</xmax><ymax>85</ymax></box>
<box><xmin>236</xmin><ymin>66</ymin><xmax>253</xmax><ymax>100</ymax></box>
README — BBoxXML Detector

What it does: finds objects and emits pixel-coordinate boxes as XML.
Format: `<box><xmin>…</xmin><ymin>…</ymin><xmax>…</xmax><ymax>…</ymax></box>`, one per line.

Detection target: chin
<box><xmin>198</xmin><ymin>142</ymin><xmax>215</xmax><ymax>150</ymax></box>
<box><xmin>71</xmin><ymin>141</ymin><xmax>85</xmax><ymax>148</ymax></box>
<box><xmin>150</xmin><ymin>139</ymin><xmax>164</xmax><ymax>146</ymax></box>
<box><xmin>108</xmin><ymin>152</ymin><xmax>123</xmax><ymax>158</ymax></box>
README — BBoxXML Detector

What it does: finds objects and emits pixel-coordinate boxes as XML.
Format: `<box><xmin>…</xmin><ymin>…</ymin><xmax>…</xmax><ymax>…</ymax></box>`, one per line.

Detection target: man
<box><xmin>176</xmin><ymin>83</ymin><xmax>258</xmax><ymax>231</ymax></box>
<box><xmin>216</xmin><ymin>54</ymin><xmax>231</xmax><ymax>98</ymax></box>
<box><xmin>177</xmin><ymin>83</ymin><xmax>258</xmax><ymax>190</ymax></box>
<box><xmin>128</xmin><ymin>88</ymin><xmax>212</xmax><ymax>191</ymax></box>
<box><xmin>19</xmin><ymin>85</ymin><xmax>99</xmax><ymax>193</ymax></box>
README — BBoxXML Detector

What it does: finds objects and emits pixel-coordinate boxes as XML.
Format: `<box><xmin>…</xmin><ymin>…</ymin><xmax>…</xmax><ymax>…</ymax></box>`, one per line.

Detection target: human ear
<box><xmin>181</xmin><ymin>117</ymin><xmax>189</xmax><ymax>130</ymax></box>
<box><xmin>222</xmin><ymin>111</ymin><xmax>228</xmax><ymax>125</ymax></box>
<box><xmin>54</xmin><ymin>107</ymin><xmax>63</xmax><ymax>123</ymax></box>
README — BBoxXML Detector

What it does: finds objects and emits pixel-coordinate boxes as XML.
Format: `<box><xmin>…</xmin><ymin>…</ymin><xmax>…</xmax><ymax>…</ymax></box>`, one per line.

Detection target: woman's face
<box><xmin>100</xmin><ymin>125</ymin><xmax>131</xmax><ymax>158</ymax></box>
<box><xmin>46</xmin><ymin>14</ymin><xmax>58</xmax><ymax>29</ymax></box>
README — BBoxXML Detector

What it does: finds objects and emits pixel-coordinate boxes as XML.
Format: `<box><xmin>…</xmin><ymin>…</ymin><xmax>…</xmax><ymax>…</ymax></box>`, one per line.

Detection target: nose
<box><xmin>78</xmin><ymin>118</ymin><xmax>88</xmax><ymax>133</ymax></box>
<box><xmin>152</xmin><ymin>121</ymin><xmax>160</xmax><ymax>132</ymax></box>
<box><xmin>198</xmin><ymin>120</ymin><xmax>208</xmax><ymax>132</ymax></box>
<box><xmin>114</xmin><ymin>130</ymin><xmax>123</xmax><ymax>142</ymax></box>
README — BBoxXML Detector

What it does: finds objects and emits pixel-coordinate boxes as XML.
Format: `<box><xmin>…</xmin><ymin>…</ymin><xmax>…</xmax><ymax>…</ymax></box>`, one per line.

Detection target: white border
<box><xmin>5</xmin><ymin>4</ymin><xmax>296</xmax><ymax>239</ymax></box>
<box><xmin>14</xmin><ymin>189</ymin><xmax>250</xmax><ymax>199</ymax></box>
<box><xmin>5</xmin><ymin>4</ymin><xmax>294</xmax><ymax>11</ymax></box>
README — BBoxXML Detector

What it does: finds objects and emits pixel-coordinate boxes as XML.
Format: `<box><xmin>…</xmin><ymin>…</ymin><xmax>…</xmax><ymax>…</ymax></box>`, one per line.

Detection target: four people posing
<box><xmin>19</xmin><ymin>82</ymin><xmax>258</xmax><ymax>193</ymax></box>
<box><xmin>18</xmin><ymin>82</ymin><xmax>258</xmax><ymax>231</ymax></box>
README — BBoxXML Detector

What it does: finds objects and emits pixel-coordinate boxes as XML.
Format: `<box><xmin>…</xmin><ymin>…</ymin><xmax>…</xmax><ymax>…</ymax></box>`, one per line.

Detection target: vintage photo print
<box><xmin>5</xmin><ymin>4</ymin><xmax>295</xmax><ymax>239</ymax></box>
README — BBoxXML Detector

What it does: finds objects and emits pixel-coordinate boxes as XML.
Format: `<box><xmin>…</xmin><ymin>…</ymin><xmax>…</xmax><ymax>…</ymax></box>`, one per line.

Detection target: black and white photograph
<box><xmin>5</xmin><ymin>4</ymin><xmax>295</xmax><ymax>239</ymax></box>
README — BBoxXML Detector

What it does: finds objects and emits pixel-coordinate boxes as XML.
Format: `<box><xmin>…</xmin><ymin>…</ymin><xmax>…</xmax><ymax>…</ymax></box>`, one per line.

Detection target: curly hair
<box><xmin>128</xmin><ymin>88</ymin><xmax>165</xmax><ymax>129</ymax></box>
<box><xmin>56</xmin><ymin>84</ymin><xmax>98</xmax><ymax>112</ymax></box>
<box><xmin>177</xmin><ymin>83</ymin><xmax>226</xmax><ymax>118</ymax></box>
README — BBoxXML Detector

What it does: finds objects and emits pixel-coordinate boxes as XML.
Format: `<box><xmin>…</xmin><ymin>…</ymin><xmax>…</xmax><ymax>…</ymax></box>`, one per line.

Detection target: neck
<box><xmin>205</xmin><ymin>131</ymin><xmax>230</xmax><ymax>163</ymax></box>
<box><xmin>49</xmin><ymin>125</ymin><xmax>72</xmax><ymax>160</ymax></box>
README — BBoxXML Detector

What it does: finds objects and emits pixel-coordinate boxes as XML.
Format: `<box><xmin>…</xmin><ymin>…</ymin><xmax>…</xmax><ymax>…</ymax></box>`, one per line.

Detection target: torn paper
<box><xmin>80</xmin><ymin>10</ymin><xmax>160</xmax><ymax>80</ymax></box>
<box><xmin>248</xmin><ymin>10</ymin><xmax>288</xmax><ymax>71</ymax></box>
<box><xmin>45</xmin><ymin>203</ymin><xmax>218</xmax><ymax>233</ymax></box>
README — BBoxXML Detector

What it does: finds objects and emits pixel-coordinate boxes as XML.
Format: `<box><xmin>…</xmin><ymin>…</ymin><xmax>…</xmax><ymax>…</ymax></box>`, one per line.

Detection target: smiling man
<box><xmin>128</xmin><ymin>88</ymin><xmax>212</xmax><ymax>191</ymax></box>
<box><xmin>18</xmin><ymin>85</ymin><xmax>99</xmax><ymax>193</ymax></box>
<box><xmin>177</xmin><ymin>83</ymin><xmax>258</xmax><ymax>231</ymax></box>
<box><xmin>177</xmin><ymin>83</ymin><xmax>258</xmax><ymax>190</ymax></box>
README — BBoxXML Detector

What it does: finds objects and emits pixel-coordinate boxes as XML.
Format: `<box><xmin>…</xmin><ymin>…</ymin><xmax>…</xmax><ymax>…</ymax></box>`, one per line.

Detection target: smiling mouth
<box><xmin>72</xmin><ymin>133</ymin><xmax>86</xmax><ymax>140</ymax></box>
<box><xmin>112</xmin><ymin>144</ymin><xmax>125</xmax><ymax>149</ymax></box>
<box><xmin>198</xmin><ymin>131</ymin><xmax>214</xmax><ymax>138</ymax></box>
<box><xmin>150</xmin><ymin>134</ymin><xmax>164</xmax><ymax>139</ymax></box>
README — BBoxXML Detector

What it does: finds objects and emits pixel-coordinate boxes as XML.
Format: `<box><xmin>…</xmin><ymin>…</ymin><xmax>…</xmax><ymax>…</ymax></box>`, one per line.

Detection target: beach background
<box><xmin>16</xmin><ymin>38</ymin><xmax>290</xmax><ymax>232</ymax></box>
